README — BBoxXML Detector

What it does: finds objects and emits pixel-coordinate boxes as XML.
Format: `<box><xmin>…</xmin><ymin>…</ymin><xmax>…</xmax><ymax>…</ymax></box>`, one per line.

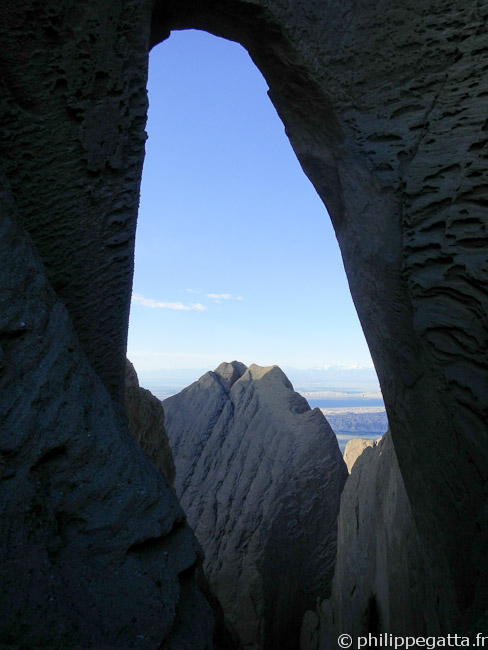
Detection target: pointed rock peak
<box><xmin>214</xmin><ymin>361</ymin><xmax>248</xmax><ymax>391</ymax></box>
<box><xmin>163</xmin><ymin>361</ymin><xmax>346</xmax><ymax>650</ymax></box>
<box><xmin>343</xmin><ymin>438</ymin><xmax>376</xmax><ymax>473</ymax></box>
<box><xmin>247</xmin><ymin>363</ymin><xmax>293</xmax><ymax>389</ymax></box>
<box><xmin>247</xmin><ymin>363</ymin><xmax>278</xmax><ymax>379</ymax></box>
<box><xmin>237</xmin><ymin>363</ymin><xmax>310</xmax><ymax>416</ymax></box>
<box><xmin>125</xmin><ymin>358</ymin><xmax>140</xmax><ymax>389</ymax></box>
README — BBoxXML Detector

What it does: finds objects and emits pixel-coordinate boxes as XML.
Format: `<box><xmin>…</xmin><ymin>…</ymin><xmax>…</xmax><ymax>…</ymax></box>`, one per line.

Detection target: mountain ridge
<box><xmin>163</xmin><ymin>361</ymin><xmax>347</xmax><ymax>650</ymax></box>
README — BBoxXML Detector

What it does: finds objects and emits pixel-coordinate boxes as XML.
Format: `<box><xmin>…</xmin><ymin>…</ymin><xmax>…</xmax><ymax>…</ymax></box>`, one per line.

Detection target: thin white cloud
<box><xmin>237</xmin><ymin>296</ymin><xmax>244</xmax><ymax>301</ymax></box>
<box><xmin>207</xmin><ymin>293</ymin><xmax>233</xmax><ymax>300</ymax></box>
<box><xmin>132</xmin><ymin>292</ymin><xmax>207</xmax><ymax>311</ymax></box>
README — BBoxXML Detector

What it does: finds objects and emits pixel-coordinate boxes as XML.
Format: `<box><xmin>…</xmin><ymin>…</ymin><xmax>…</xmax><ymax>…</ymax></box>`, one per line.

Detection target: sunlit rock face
<box><xmin>163</xmin><ymin>362</ymin><xmax>348</xmax><ymax>650</ymax></box>
<box><xmin>343</xmin><ymin>438</ymin><xmax>376</xmax><ymax>473</ymax></box>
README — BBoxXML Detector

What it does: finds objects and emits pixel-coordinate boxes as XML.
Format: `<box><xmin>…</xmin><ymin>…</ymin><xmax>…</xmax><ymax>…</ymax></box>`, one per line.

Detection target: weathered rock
<box><xmin>0</xmin><ymin>175</ymin><xmax>212</xmax><ymax>648</ymax></box>
<box><xmin>1</xmin><ymin>0</ymin><xmax>487</xmax><ymax>639</ymax></box>
<box><xmin>153</xmin><ymin>1</ymin><xmax>488</xmax><ymax>630</ymax></box>
<box><xmin>343</xmin><ymin>438</ymin><xmax>376</xmax><ymax>474</ymax></box>
<box><xmin>0</xmin><ymin>0</ymin><xmax>154</xmax><ymax>404</ymax></box>
<box><xmin>125</xmin><ymin>359</ymin><xmax>175</xmax><ymax>487</ymax></box>
<box><xmin>163</xmin><ymin>362</ymin><xmax>348</xmax><ymax>650</ymax></box>
<box><xmin>300</xmin><ymin>431</ymin><xmax>457</xmax><ymax>650</ymax></box>
<box><xmin>300</xmin><ymin>610</ymin><xmax>320</xmax><ymax>650</ymax></box>
<box><xmin>125</xmin><ymin>361</ymin><xmax>240</xmax><ymax>649</ymax></box>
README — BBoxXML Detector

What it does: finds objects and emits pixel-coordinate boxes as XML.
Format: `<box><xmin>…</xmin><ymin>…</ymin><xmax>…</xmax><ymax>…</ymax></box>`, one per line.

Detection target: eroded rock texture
<box><xmin>300</xmin><ymin>432</ymin><xmax>457</xmax><ymax>650</ymax></box>
<box><xmin>152</xmin><ymin>0</ymin><xmax>488</xmax><ymax>630</ymax></box>
<box><xmin>163</xmin><ymin>362</ymin><xmax>348</xmax><ymax>650</ymax></box>
<box><xmin>125</xmin><ymin>359</ymin><xmax>176</xmax><ymax>487</ymax></box>
<box><xmin>0</xmin><ymin>175</ymin><xmax>212</xmax><ymax>647</ymax></box>
<box><xmin>1</xmin><ymin>0</ymin><xmax>487</xmax><ymax>642</ymax></box>
<box><xmin>0</xmin><ymin>0</ymin><xmax>152</xmax><ymax>404</ymax></box>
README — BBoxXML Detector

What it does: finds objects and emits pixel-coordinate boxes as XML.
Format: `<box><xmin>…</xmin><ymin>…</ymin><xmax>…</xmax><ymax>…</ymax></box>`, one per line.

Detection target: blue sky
<box><xmin>127</xmin><ymin>29</ymin><xmax>375</xmax><ymax>376</ymax></box>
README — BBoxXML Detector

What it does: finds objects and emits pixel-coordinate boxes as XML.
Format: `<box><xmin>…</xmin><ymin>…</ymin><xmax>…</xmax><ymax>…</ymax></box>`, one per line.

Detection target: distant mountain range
<box><xmin>320</xmin><ymin>408</ymin><xmax>388</xmax><ymax>433</ymax></box>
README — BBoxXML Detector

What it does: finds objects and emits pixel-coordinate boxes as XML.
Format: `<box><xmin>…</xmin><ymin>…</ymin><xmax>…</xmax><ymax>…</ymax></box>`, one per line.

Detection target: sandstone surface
<box><xmin>301</xmin><ymin>431</ymin><xmax>457</xmax><ymax>650</ymax></box>
<box><xmin>163</xmin><ymin>362</ymin><xmax>348</xmax><ymax>650</ymax></box>
<box><xmin>0</xmin><ymin>175</ymin><xmax>212</xmax><ymax>648</ymax></box>
<box><xmin>125</xmin><ymin>359</ymin><xmax>175</xmax><ymax>487</ymax></box>
<box><xmin>343</xmin><ymin>438</ymin><xmax>376</xmax><ymax>473</ymax></box>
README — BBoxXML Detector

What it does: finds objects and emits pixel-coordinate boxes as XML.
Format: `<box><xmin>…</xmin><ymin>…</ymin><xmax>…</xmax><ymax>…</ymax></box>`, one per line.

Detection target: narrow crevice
<box><xmin>127</xmin><ymin>519</ymin><xmax>186</xmax><ymax>554</ymax></box>
<box><xmin>30</xmin><ymin>445</ymin><xmax>67</xmax><ymax>472</ymax></box>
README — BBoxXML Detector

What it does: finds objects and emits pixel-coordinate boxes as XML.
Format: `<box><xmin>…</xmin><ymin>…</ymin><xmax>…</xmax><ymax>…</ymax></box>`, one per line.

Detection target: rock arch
<box><xmin>0</xmin><ymin>0</ymin><xmax>487</xmax><ymax>644</ymax></box>
<box><xmin>153</xmin><ymin>0</ymin><xmax>488</xmax><ymax>631</ymax></box>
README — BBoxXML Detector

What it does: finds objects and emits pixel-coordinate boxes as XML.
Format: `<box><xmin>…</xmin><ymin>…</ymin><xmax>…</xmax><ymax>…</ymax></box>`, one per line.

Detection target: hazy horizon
<box><xmin>133</xmin><ymin>361</ymin><xmax>383</xmax><ymax>405</ymax></box>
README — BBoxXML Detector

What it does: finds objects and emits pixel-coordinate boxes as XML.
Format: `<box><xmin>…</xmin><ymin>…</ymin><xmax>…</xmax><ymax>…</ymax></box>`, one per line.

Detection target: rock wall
<box><xmin>0</xmin><ymin>0</ymin><xmax>153</xmax><ymax>404</ymax></box>
<box><xmin>125</xmin><ymin>359</ymin><xmax>176</xmax><ymax>487</ymax></box>
<box><xmin>0</xmin><ymin>174</ymin><xmax>213</xmax><ymax>648</ymax></box>
<box><xmin>300</xmin><ymin>432</ymin><xmax>457</xmax><ymax>650</ymax></box>
<box><xmin>152</xmin><ymin>0</ymin><xmax>488</xmax><ymax>630</ymax></box>
<box><xmin>1</xmin><ymin>0</ymin><xmax>487</xmax><ymax>642</ymax></box>
<box><xmin>163</xmin><ymin>362</ymin><xmax>348</xmax><ymax>650</ymax></box>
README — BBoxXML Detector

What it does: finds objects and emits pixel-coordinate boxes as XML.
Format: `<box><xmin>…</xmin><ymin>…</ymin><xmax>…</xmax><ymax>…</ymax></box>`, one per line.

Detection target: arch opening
<box><xmin>127</xmin><ymin>26</ymin><xmax>387</xmax><ymax>650</ymax></box>
<box><xmin>128</xmin><ymin>29</ymin><xmax>382</xmax><ymax>415</ymax></box>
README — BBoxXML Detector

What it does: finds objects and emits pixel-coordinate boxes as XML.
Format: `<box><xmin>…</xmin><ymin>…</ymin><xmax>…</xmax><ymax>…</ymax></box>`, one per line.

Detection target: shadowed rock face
<box><xmin>0</xmin><ymin>0</ymin><xmax>487</xmax><ymax>643</ymax></box>
<box><xmin>301</xmin><ymin>432</ymin><xmax>457</xmax><ymax>649</ymax></box>
<box><xmin>151</xmin><ymin>1</ymin><xmax>488</xmax><ymax>630</ymax></box>
<box><xmin>125</xmin><ymin>359</ymin><xmax>176</xmax><ymax>487</ymax></box>
<box><xmin>0</xmin><ymin>174</ymin><xmax>212</xmax><ymax>648</ymax></box>
<box><xmin>0</xmin><ymin>0</ymin><xmax>153</xmax><ymax>405</ymax></box>
<box><xmin>163</xmin><ymin>362</ymin><xmax>348</xmax><ymax>650</ymax></box>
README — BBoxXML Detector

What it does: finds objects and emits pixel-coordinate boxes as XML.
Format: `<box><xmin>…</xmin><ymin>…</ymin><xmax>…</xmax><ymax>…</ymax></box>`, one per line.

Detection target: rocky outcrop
<box><xmin>124</xmin><ymin>362</ymin><xmax>240</xmax><ymax>649</ymax></box>
<box><xmin>163</xmin><ymin>362</ymin><xmax>348</xmax><ymax>650</ymax></box>
<box><xmin>343</xmin><ymin>438</ymin><xmax>376</xmax><ymax>473</ymax></box>
<box><xmin>300</xmin><ymin>432</ymin><xmax>457</xmax><ymax>650</ymax></box>
<box><xmin>125</xmin><ymin>359</ymin><xmax>175</xmax><ymax>487</ymax></box>
<box><xmin>0</xmin><ymin>175</ymin><xmax>212</xmax><ymax>648</ymax></box>
<box><xmin>0</xmin><ymin>1</ymin><xmax>153</xmax><ymax>404</ymax></box>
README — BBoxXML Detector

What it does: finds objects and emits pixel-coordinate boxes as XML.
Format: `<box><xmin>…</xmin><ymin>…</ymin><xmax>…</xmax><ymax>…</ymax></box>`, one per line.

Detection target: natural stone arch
<box><xmin>151</xmin><ymin>0</ymin><xmax>488</xmax><ymax>631</ymax></box>
<box><xmin>0</xmin><ymin>0</ymin><xmax>487</xmax><ymax>644</ymax></box>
